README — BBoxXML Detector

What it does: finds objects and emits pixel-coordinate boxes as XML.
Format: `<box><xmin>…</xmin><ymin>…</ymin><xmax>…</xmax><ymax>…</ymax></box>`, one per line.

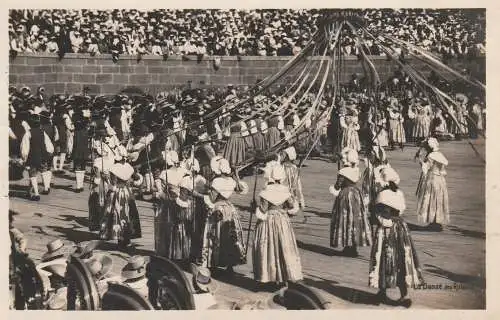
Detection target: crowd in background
<box><xmin>9</xmin><ymin>9</ymin><xmax>485</xmax><ymax>59</ymax></box>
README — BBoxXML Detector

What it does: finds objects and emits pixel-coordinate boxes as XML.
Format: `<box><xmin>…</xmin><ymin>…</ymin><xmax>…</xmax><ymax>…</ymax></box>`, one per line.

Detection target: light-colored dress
<box><xmin>417</xmin><ymin>158</ymin><xmax>450</xmax><ymax>225</ymax></box>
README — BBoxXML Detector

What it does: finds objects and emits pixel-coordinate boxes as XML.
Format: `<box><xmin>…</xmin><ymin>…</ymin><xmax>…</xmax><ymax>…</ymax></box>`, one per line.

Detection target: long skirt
<box><xmin>223</xmin><ymin>134</ymin><xmax>246</xmax><ymax>168</ymax></box>
<box><xmin>375</xmin><ymin>128</ymin><xmax>389</xmax><ymax>147</ymax></box>
<box><xmin>413</xmin><ymin>116</ymin><xmax>430</xmax><ymax>139</ymax></box>
<box><xmin>266</xmin><ymin>127</ymin><xmax>281</xmax><ymax>150</ymax></box>
<box><xmin>88</xmin><ymin>183</ymin><xmax>106</xmax><ymax>232</ymax></box>
<box><xmin>389</xmin><ymin>119</ymin><xmax>406</xmax><ymax>144</ymax></box>
<box><xmin>252</xmin><ymin>132</ymin><xmax>266</xmax><ymax>153</ymax></box>
<box><xmin>244</xmin><ymin>135</ymin><xmax>255</xmax><ymax>160</ymax></box>
<box><xmin>368</xmin><ymin>218</ymin><xmax>424</xmax><ymax>289</ymax></box>
<box><xmin>252</xmin><ymin>209</ymin><xmax>303</xmax><ymax>283</ymax></box>
<box><xmin>417</xmin><ymin>173</ymin><xmax>450</xmax><ymax>225</ymax></box>
<box><xmin>415</xmin><ymin>171</ymin><xmax>426</xmax><ymax>198</ymax></box>
<box><xmin>190</xmin><ymin>197</ymin><xmax>208</xmax><ymax>261</ymax></box>
<box><xmin>341</xmin><ymin>127</ymin><xmax>361</xmax><ymax>151</ymax></box>
<box><xmin>330</xmin><ymin>187</ymin><xmax>372</xmax><ymax>248</ymax></box>
<box><xmin>202</xmin><ymin>209</ymin><xmax>246</xmax><ymax>268</ymax></box>
<box><xmin>100</xmin><ymin>188</ymin><xmax>142</xmax><ymax>244</ymax></box>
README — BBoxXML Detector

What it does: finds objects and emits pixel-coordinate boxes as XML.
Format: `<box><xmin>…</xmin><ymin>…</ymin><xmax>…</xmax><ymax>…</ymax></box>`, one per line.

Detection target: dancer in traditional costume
<box><xmin>99</xmin><ymin>162</ymin><xmax>142</xmax><ymax>249</ymax></box>
<box><xmin>282</xmin><ymin>146</ymin><xmax>305</xmax><ymax>211</ymax></box>
<box><xmin>253</xmin><ymin>162</ymin><xmax>303</xmax><ymax>286</ymax></box>
<box><xmin>388</xmin><ymin>99</ymin><xmax>406</xmax><ymax>149</ymax></box>
<box><xmin>266</xmin><ymin>116</ymin><xmax>282</xmax><ymax>150</ymax></box>
<box><xmin>414</xmin><ymin>137</ymin><xmax>438</xmax><ymax>198</ymax></box>
<box><xmin>223</xmin><ymin>121</ymin><xmax>247</xmax><ymax>170</ymax></box>
<box><xmin>329</xmin><ymin>166</ymin><xmax>372</xmax><ymax>257</ymax></box>
<box><xmin>340</xmin><ymin>105</ymin><xmax>361</xmax><ymax>152</ymax></box>
<box><xmin>201</xmin><ymin>160</ymin><xmax>247</xmax><ymax>273</ymax></box>
<box><xmin>126</xmin><ymin>123</ymin><xmax>155</xmax><ymax>200</ymax></box>
<box><xmin>52</xmin><ymin>100</ymin><xmax>73</xmax><ymax>173</ymax></box>
<box><xmin>368</xmin><ymin>167</ymin><xmax>423</xmax><ymax>308</ymax></box>
<box><xmin>72</xmin><ymin>103</ymin><xmax>91</xmax><ymax>193</ymax></box>
<box><xmin>21</xmin><ymin>108</ymin><xmax>55</xmax><ymax>200</ymax></box>
<box><xmin>416</xmin><ymin>147</ymin><xmax>450</xmax><ymax>231</ymax></box>
<box><xmin>412</xmin><ymin>99</ymin><xmax>432</xmax><ymax>144</ymax></box>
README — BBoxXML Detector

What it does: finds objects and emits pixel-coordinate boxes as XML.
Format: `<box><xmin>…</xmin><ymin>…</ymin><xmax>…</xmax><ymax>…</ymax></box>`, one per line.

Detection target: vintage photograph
<box><xmin>8</xmin><ymin>8</ymin><xmax>485</xmax><ymax>310</ymax></box>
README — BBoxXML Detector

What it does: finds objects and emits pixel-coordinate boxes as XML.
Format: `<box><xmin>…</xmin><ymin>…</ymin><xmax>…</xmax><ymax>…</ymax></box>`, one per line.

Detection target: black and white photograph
<box><xmin>7</xmin><ymin>6</ymin><xmax>488</xmax><ymax>311</ymax></box>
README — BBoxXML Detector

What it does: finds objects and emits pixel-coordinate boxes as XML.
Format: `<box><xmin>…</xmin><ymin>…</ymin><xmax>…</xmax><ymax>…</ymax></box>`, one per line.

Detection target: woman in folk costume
<box><xmin>406</xmin><ymin>100</ymin><xmax>417</xmax><ymax>143</ymax></box>
<box><xmin>21</xmin><ymin>107</ymin><xmax>55</xmax><ymax>200</ymax></box>
<box><xmin>340</xmin><ymin>104</ymin><xmax>361</xmax><ymax>152</ymax></box>
<box><xmin>194</xmin><ymin>128</ymin><xmax>216</xmax><ymax>182</ymax></box>
<box><xmin>266</xmin><ymin>116</ymin><xmax>282</xmax><ymax>150</ymax></box>
<box><xmin>456</xmin><ymin>101</ymin><xmax>469</xmax><ymax>139</ymax></box>
<box><xmin>72</xmin><ymin>104</ymin><xmax>91</xmax><ymax>193</ymax></box>
<box><xmin>100</xmin><ymin>161</ymin><xmax>142</xmax><ymax>249</ymax></box>
<box><xmin>243</xmin><ymin>120</ymin><xmax>255</xmax><ymax>161</ymax></box>
<box><xmin>412</xmin><ymin>98</ymin><xmax>432</xmax><ymax>144</ymax></box>
<box><xmin>126</xmin><ymin>123</ymin><xmax>155</xmax><ymax>199</ymax></box>
<box><xmin>414</xmin><ymin>137</ymin><xmax>438</xmax><ymax>199</ymax></box>
<box><xmin>361</xmin><ymin>145</ymin><xmax>390</xmax><ymax>228</ymax></box>
<box><xmin>281</xmin><ymin>146</ymin><xmax>305</xmax><ymax>211</ymax></box>
<box><xmin>258</xmin><ymin>119</ymin><xmax>269</xmax><ymax>152</ymax></box>
<box><xmin>388</xmin><ymin>99</ymin><xmax>406</xmax><ymax>149</ymax></box>
<box><xmin>470</xmin><ymin>97</ymin><xmax>484</xmax><ymax>139</ymax></box>
<box><xmin>368</xmin><ymin>167</ymin><xmax>424</xmax><ymax>308</ymax></box>
<box><xmin>201</xmin><ymin>159</ymin><xmax>248</xmax><ymax>274</ymax></box>
<box><xmin>416</xmin><ymin>144</ymin><xmax>450</xmax><ymax>231</ymax></box>
<box><xmin>223</xmin><ymin>119</ymin><xmax>247</xmax><ymax>170</ymax></box>
<box><xmin>155</xmin><ymin>150</ymin><xmax>188</xmax><ymax>258</ymax></box>
<box><xmin>430</xmin><ymin>108</ymin><xmax>449</xmax><ymax>140</ymax></box>
<box><xmin>52</xmin><ymin>100</ymin><xmax>73</xmax><ymax>173</ymax></box>
<box><xmin>329</xmin><ymin>166</ymin><xmax>372</xmax><ymax>257</ymax></box>
<box><xmin>253</xmin><ymin>162</ymin><xmax>303</xmax><ymax>286</ymax></box>
<box><xmin>182</xmin><ymin>156</ymin><xmax>210</xmax><ymax>263</ymax></box>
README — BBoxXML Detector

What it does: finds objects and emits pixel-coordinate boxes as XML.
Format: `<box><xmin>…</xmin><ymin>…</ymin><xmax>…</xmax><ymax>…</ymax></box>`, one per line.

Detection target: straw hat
<box><xmin>338</xmin><ymin>167</ymin><xmax>360</xmax><ymax>183</ymax></box>
<box><xmin>42</xmin><ymin>239</ymin><xmax>66</xmax><ymax>262</ymax></box>
<box><xmin>191</xmin><ymin>263</ymin><xmax>218</xmax><ymax>293</ymax></box>
<box><xmin>121</xmin><ymin>256</ymin><xmax>146</xmax><ymax>281</ymax></box>
<box><xmin>376</xmin><ymin>189</ymin><xmax>406</xmax><ymax>212</ymax></box>
<box><xmin>43</xmin><ymin>263</ymin><xmax>67</xmax><ymax>278</ymax></box>
<box><xmin>86</xmin><ymin>255</ymin><xmax>113</xmax><ymax>280</ymax></box>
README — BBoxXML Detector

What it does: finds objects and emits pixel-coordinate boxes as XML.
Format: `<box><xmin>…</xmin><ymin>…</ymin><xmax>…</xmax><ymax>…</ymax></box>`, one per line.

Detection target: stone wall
<box><xmin>8</xmin><ymin>53</ymin><xmax>485</xmax><ymax>96</ymax></box>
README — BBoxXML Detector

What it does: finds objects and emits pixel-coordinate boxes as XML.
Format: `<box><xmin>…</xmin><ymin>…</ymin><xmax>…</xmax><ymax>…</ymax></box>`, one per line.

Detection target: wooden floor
<box><xmin>9</xmin><ymin>138</ymin><xmax>486</xmax><ymax>309</ymax></box>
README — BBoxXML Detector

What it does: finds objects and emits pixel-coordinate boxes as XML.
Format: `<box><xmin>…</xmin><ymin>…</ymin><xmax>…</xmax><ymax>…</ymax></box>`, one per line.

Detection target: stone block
<box><xmin>113</xmin><ymin>74</ymin><xmax>129</xmax><ymax>84</ymax></box>
<box><xmin>73</xmin><ymin>73</ymin><xmax>96</xmax><ymax>83</ymax></box>
<box><xmin>63</xmin><ymin>65</ymin><xmax>83</xmax><ymax>73</ymax></box>
<box><xmin>96</xmin><ymin>74</ymin><xmax>113</xmax><ymax>84</ymax></box>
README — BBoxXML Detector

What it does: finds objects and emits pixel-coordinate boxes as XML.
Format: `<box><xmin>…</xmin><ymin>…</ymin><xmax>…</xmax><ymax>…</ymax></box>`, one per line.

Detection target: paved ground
<box><xmin>9</xmin><ymin>139</ymin><xmax>485</xmax><ymax>309</ymax></box>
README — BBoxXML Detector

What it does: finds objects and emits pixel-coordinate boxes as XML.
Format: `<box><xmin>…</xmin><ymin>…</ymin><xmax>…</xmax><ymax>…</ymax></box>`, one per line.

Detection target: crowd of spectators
<box><xmin>9</xmin><ymin>9</ymin><xmax>485</xmax><ymax>59</ymax></box>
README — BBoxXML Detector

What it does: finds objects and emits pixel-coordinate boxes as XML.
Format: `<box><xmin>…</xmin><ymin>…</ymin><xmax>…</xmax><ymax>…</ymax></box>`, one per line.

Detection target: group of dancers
<box><xmin>9</xmin><ymin>82</ymin><xmax>454</xmax><ymax>309</ymax></box>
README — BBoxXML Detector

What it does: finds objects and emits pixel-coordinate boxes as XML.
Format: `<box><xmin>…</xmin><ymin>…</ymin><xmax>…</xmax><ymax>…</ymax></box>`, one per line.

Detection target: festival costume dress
<box><xmin>99</xmin><ymin>180</ymin><xmax>142</xmax><ymax>246</ymax></box>
<box><xmin>389</xmin><ymin>109</ymin><xmax>406</xmax><ymax>144</ymax></box>
<box><xmin>341</xmin><ymin>115</ymin><xmax>361</xmax><ymax>152</ymax></box>
<box><xmin>201</xmin><ymin>196</ymin><xmax>246</xmax><ymax>269</ymax></box>
<box><xmin>413</xmin><ymin>105</ymin><xmax>431</xmax><ymax>140</ymax></box>
<box><xmin>361</xmin><ymin>162</ymin><xmax>390</xmax><ymax>225</ymax></box>
<box><xmin>223</xmin><ymin>124</ymin><xmax>246</xmax><ymax>168</ymax></box>
<box><xmin>330</xmin><ymin>181</ymin><xmax>372</xmax><ymax>249</ymax></box>
<box><xmin>72</xmin><ymin>112</ymin><xmax>90</xmax><ymax>170</ymax></box>
<box><xmin>266</xmin><ymin>124</ymin><xmax>282</xmax><ymax>150</ymax></box>
<box><xmin>416</xmin><ymin>159</ymin><xmax>450</xmax><ymax>225</ymax></box>
<box><xmin>368</xmin><ymin>192</ymin><xmax>424</xmax><ymax>290</ymax></box>
<box><xmin>252</xmin><ymin>184</ymin><xmax>303</xmax><ymax>283</ymax></box>
<box><xmin>283</xmin><ymin>162</ymin><xmax>305</xmax><ymax>209</ymax></box>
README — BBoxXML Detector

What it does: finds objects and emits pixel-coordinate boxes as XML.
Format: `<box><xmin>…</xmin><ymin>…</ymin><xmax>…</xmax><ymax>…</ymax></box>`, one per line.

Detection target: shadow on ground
<box><xmin>303</xmin><ymin>277</ymin><xmax>380</xmax><ymax>306</ymax></box>
<box><xmin>423</xmin><ymin>264</ymin><xmax>485</xmax><ymax>289</ymax></box>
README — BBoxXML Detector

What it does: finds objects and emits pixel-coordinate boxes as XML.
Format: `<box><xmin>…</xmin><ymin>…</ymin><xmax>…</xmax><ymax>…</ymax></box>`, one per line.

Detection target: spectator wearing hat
<box><xmin>100</xmin><ymin>162</ymin><xmax>142</xmax><ymax>249</ymax></box>
<box><xmin>201</xmin><ymin>162</ymin><xmax>247</xmax><ymax>273</ymax></box>
<box><xmin>416</xmin><ymin>142</ymin><xmax>449</xmax><ymax>231</ymax></box>
<box><xmin>121</xmin><ymin>255</ymin><xmax>148</xmax><ymax>300</ymax></box>
<box><xmin>86</xmin><ymin>254</ymin><xmax>114</xmax><ymax>297</ymax></box>
<box><xmin>329</xmin><ymin>165</ymin><xmax>372</xmax><ymax>257</ymax></box>
<box><xmin>190</xmin><ymin>263</ymin><xmax>218</xmax><ymax>309</ymax></box>
<box><xmin>253</xmin><ymin>161</ymin><xmax>302</xmax><ymax>286</ymax></box>
<box><xmin>368</xmin><ymin>167</ymin><xmax>423</xmax><ymax>308</ymax></box>
<box><xmin>20</xmin><ymin>107</ymin><xmax>55</xmax><ymax>200</ymax></box>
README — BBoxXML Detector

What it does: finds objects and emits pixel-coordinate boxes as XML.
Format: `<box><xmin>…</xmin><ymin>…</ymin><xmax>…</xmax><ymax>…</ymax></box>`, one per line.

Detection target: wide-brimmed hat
<box><xmin>121</xmin><ymin>255</ymin><xmax>146</xmax><ymax>281</ymax></box>
<box><xmin>42</xmin><ymin>239</ymin><xmax>66</xmax><ymax>262</ymax></box>
<box><xmin>43</xmin><ymin>263</ymin><xmax>67</xmax><ymax>278</ymax></box>
<box><xmin>338</xmin><ymin>167</ymin><xmax>360</xmax><ymax>183</ymax></box>
<box><xmin>211</xmin><ymin>177</ymin><xmax>236</xmax><ymax>199</ymax></box>
<box><xmin>86</xmin><ymin>255</ymin><xmax>113</xmax><ymax>280</ymax></box>
<box><xmin>428</xmin><ymin>151</ymin><xmax>448</xmax><ymax>166</ymax></box>
<box><xmin>191</xmin><ymin>263</ymin><xmax>218</xmax><ymax>293</ymax></box>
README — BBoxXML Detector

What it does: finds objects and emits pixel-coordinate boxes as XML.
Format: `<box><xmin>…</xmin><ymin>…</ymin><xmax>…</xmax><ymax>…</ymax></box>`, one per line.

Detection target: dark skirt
<box><xmin>267</xmin><ymin>127</ymin><xmax>281</xmax><ymax>150</ymax></box>
<box><xmin>26</xmin><ymin>127</ymin><xmax>48</xmax><ymax>169</ymax></box>
<box><xmin>252</xmin><ymin>132</ymin><xmax>266</xmax><ymax>152</ymax></box>
<box><xmin>190</xmin><ymin>197</ymin><xmax>208</xmax><ymax>261</ymax></box>
<box><xmin>88</xmin><ymin>185</ymin><xmax>105</xmax><ymax>232</ymax></box>
<box><xmin>159</xmin><ymin>199</ymin><xmax>193</xmax><ymax>261</ymax></box>
<box><xmin>56</xmin><ymin>123</ymin><xmax>68</xmax><ymax>153</ymax></box>
<box><xmin>223</xmin><ymin>133</ymin><xmax>246</xmax><ymax>168</ymax></box>
<box><xmin>368</xmin><ymin>218</ymin><xmax>424</xmax><ymax>289</ymax></box>
<box><xmin>243</xmin><ymin>135</ymin><xmax>255</xmax><ymax>160</ymax></box>
<box><xmin>72</xmin><ymin>129</ymin><xmax>89</xmax><ymax>164</ymax></box>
